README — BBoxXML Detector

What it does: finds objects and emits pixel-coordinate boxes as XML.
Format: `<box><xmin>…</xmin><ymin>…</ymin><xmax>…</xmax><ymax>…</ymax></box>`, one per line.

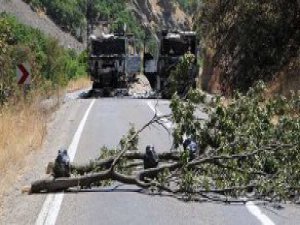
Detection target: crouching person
<box><xmin>141</xmin><ymin>145</ymin><xmax>159</xmax><ymax>182</ymax></box>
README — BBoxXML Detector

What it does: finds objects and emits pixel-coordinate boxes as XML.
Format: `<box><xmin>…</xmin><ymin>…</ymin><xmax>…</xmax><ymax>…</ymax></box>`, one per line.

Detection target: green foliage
<box><xmin>0</xmin><ymin>13</ymin><xmax>86</xmax><ymax>103</ymax></box>
<box><xmin>145</xmin><ymin>36</ymin><xmax>159</xmax><ymax>57</ymax></box>
<box><xmin>165</xmin><ymin>53</ymin><xmax>198</xmax><ymax>98</ymax></box>
<box><xmin>93</xmin><ymin>0</ymin><xmax>146</xmax><ymax>46</ymax></box>
<box><xmin>27</xmin><ymin>0</ymin><xmax>145</xmax><ymax>43</ymax></box>
<box><xmin>175</xmin><ymin>0</ymin><xmax>200</xmax><ymax>14</ymax></box>
<box><xmin>171</xmin><ymin>82</ymin><xmax>300</xmax><ymax>200</ymax></box>
<box><xmin>28</xmin><ymin>0</ymin><xmax>85</xmax><ymax>39</ymax></box>
<box><xmin>119</xmin><ymin>125</ymin><xmax>139</xmax><ymax>150</ymax></box>
<box><xmin>99</xmin><ymin>146</ymin><xmax>134</xmax><ymax>176</ymax></box>
<box><xmin>65</xmin><ymin>82</ymin><xmax>299</xmax><ymax>202</ymax></box>
<box><xmin>170</xmin><ymin>88</ymin><xmax>206</xmax><ymax>149</ymax></box>
<box><xmin>196</xmin><ymin>0</ymin><xmax>300</xmax><ymax>93</ymax></box>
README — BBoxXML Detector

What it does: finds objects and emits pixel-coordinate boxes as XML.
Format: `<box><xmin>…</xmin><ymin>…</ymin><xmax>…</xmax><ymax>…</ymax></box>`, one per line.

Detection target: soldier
<box><xmin>183</xmin><ymin>138</ymin><xmax>198</xmax><ymax>161</ymax></box>
<box><xmin>143</xmin><ymin>145</ymin><xmax>159</xmax><ymax>169</ymax></box>
<box><xmin>53</xmin><ymin>149</ymin><xmax>70</xmax><ymax>178</ymax></box>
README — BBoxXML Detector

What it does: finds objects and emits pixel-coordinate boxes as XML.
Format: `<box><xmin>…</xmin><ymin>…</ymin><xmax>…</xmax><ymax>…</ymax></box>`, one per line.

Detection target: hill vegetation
<box><xmin>0</xmin><ymin>12</ymin><xmax>86</xmax><ymax>103</ymax></box>
<box><xmin>196</xmin><ymin>0</ymin><xmax>300</xmax><ymax>94</ymax></box>
<box><xmin>175</xmin><ymin>0</ymin><xmax>199</xmax><ymax>14</ymax></box>
<box><xmin>26</xmin><ymin>0</ymin><xmax>145</xmax><ymax>42</ymax></box>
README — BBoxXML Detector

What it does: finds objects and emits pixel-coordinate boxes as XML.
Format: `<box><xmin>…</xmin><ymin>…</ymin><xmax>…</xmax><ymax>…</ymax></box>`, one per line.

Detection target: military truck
<box><xmin>144</xmin><ymin>30</ymin><xmax>198</xmax><ymax>98</ymax></box>
<box><xmin>88</xmin><ymin>31</ymin><xmax>141</xmax><ymax>95</ymax></box>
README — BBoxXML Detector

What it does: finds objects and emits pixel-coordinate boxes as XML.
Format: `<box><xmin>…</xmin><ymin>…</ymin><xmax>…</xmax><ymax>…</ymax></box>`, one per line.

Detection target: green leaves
<box><xmin>167</xmin><ymin>53</ymin><xmax>198</xmax><ymax>98</ymax></box>
<box><xmin>0</xmin><ymin>14</ymin><xmax>86</xmax><ymax>104</ymax></box>
<box><xmin>119</xmin><ymin>125</ymin><xmax>139</xmax><ymax>150</ymax></box>
<box><xmin>28</xmin><ymin>0</ymin><xmax>145</xmax><ymax>43</ymax></box>
<box><xmin>170</xmin><ymin>82</ymin><xmax>300</xmax><ymax>201</ymax></box>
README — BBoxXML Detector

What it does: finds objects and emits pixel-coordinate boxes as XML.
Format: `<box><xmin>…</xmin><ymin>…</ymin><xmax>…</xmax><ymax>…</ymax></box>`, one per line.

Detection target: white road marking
<box><xmin>148</xmin><ymin>100</ymin><xmax>276</xmax><ymax>225</ymax></box>
<box><xmin>246</xmin><ymin>202</ymin><xmax>276</xmax><ymax>225</ymax></box>
<box><xmin>35</xmin><ymin>99</ymin><xmax>96</xmax><ymax>225</ymax></box>
<box><xmin>147</xmin><ymin>101</ymin><xmax>172</xmax><ymax>129</ymax></box>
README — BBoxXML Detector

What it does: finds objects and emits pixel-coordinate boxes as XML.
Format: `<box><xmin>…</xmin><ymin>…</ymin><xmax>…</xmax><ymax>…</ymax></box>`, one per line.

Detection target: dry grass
<box><xmin>0</xmin><ymin>76</ymin><xmax>88</xmax><ymax>205</ymax></box>
<box><xmin>67</xmin><ymin>76</ymin><xmax>92</xmax><ymax>93</ymax></box>
<box><xmin>0</xmin><ymin>95</ymin><xmax>48</xmax><ymax>202</ymax></box>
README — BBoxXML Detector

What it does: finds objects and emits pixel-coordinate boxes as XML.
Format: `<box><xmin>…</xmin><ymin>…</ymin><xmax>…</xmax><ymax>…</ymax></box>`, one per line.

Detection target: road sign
<box><xmin>16</xmin><ymin>63</ymin><xmax>31</xmax><ymax>85</ymax></box>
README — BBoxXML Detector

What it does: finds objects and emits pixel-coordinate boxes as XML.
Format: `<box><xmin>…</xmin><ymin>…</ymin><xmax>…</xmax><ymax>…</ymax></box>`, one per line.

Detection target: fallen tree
<box><xmin>28</xmin><ymin>82</ymin><xmax>300</xmax><ymax>204</ymax></box>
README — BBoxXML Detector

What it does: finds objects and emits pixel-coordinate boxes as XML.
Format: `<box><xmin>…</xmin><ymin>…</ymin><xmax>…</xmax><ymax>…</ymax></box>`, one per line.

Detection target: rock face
<box><xmin>132</xmin><ymin>0</ymin><xmax>191</xmax><ymax>36</ymax></box>
<box><xmin>0</xmin><ymin>0</ymin><xmax>190</xmax><ymax>52</ymax></box>
<box><xmin>0</xmin><ymin>0</ymin><xmax>84</xmax><ymax>52</ymax></box>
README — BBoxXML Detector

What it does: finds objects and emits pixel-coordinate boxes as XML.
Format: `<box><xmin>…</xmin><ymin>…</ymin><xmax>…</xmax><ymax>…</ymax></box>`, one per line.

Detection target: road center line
<box><xmin>147</xmin><ymin>100</ymin><xmax>275</xmax><ymax>225</ymax></box>
<box><xmin>35</xmin><ymin>99</ymin><xmax>96</xmax><ymax>225</ymax></box>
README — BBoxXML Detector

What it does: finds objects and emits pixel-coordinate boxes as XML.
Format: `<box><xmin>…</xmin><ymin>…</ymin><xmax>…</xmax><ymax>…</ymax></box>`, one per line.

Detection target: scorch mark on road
<box><xmin>35</xmin><ymin>99</ymin><xmax>96</xmax><ymax>225</ymax></box>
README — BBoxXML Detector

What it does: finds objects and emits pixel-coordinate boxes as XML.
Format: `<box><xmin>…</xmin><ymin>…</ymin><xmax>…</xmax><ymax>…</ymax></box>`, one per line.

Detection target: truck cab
<box><xmin>88</xmin><ymin>32</ymin><xmax>141</xmax><ymax>92</ymax></box>
<box><xmin>144</xmin><ymin>30</ymin><xmax>198</xmax><ymax>97</ymax></box>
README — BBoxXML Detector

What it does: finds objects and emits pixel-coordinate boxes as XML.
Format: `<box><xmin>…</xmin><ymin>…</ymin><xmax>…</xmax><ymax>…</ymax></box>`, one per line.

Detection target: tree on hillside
<box><xmin>196</xmin><ymin>0</ymin><xmax>300</xmax><ymax>93</ymax></box>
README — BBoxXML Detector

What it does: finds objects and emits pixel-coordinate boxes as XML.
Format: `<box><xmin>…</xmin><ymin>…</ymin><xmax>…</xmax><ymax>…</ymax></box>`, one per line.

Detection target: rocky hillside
<box><xmin>197</xmin><ymin>0</ymin><xmax>300</xmax><ymax>95</ymax></box>
<box><xmin>0</xmin><ymin>0</ymin><xmax>84</xmax><ymax>52</ymax></box>
<box><xmin>132</xmin><ymin>0</ymin><xmax>191</xmax><ymax>32</ymax></box>
<box><xmin>0</xmin><ymin>0</ymin><xmax>191</xmax><ymax>52</ymax></box>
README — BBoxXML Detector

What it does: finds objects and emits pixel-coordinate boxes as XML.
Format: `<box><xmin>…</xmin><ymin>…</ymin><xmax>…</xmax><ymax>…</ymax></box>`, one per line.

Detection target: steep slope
<box><xmin>197</xmin><ymin>1</ymin><xmax>300</xmax><ymax>95</ymax></box>
<box><xmin>132</xmin><ymin>0</ymin><xmax>192</xmax><ymax>33</ymax></box>
<box><xmin>0</xmin><ymin>0</ymin><xmax>84</xmax><ymax>51</ymax></box>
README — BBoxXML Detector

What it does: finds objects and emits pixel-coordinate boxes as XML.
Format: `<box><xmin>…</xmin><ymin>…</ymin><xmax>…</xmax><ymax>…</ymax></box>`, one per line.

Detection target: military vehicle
<box><xmin>144</xmin><ymin>30</ymin><xmax>198</xmax><ymax>98</ymax></box>
<box><xmin>88</xmin><ymin>29</ymin><xmax>141</xmax><ymax>95</ymax></box>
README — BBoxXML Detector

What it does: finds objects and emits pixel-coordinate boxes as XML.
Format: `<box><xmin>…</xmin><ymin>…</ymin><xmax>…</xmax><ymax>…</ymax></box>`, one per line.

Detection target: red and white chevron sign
<box><xmin>17</xmin><ymin>63</ymin><xmax>31</xmax><ymax>85</ymax></box>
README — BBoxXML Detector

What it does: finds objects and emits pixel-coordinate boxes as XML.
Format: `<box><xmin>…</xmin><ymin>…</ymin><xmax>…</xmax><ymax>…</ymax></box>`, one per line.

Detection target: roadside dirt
<box><xmin>0</xmin><ymin>92</ymin><xmax>90</xmax><ymax>224</ymax></box>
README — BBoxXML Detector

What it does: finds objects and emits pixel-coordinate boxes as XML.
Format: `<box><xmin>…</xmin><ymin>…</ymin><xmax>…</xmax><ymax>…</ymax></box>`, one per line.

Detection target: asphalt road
<box><xmin>1</xmin><ymin>96</ymin><xmax>299</xmax><ymax>225</ymax></box>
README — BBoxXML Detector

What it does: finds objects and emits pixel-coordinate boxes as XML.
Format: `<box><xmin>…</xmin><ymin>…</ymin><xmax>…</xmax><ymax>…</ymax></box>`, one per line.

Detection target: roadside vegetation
<box><xmin>67</xmin><ymin>76</ymin><xmax>91</xmax><ymax>93</ymax></box>
<box><xmin>25</xmin><ymin>0</ymin><xmax>145</xmax><ymax>42</ymax></box>
<box><xmin>0</xmin><ymin>95</ymin><xmax>47</xmax><ymax>197</ymax></box>
<box><xmin>0</xmin><ymin>13</ymin><xmax>87</xmax><ymax>103</ymax></box>
<box><xmin>0</xmin><ymin>13</ymin><xmax>87</xmax><ymax>198</ymax></box>
<box><xmin>196</xmin><ymin>0</ymin><xmax>300</xmax><ymax>94</ymax></box>
<box><xmin>175</xmin><ymin>0</ymin><xmax>199</xmax><ymax>14</ymax></box>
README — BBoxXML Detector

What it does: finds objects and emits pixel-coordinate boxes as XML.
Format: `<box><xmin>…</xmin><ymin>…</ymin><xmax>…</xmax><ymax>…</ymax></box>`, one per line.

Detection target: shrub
<box><xmin>0</xmin><ymin>13</ymin><xmax>86</xmax><ymax>103</ymax></box>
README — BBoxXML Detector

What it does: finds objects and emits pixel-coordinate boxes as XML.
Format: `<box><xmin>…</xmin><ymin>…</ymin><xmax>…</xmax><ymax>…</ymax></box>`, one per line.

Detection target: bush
<box><xmin>162</xmin><ymin>53</ymin><xmax>198</xmax><ymax>98</ymax></box>
<box><xmin>0</xmin><ymin>13</ymin><xmax>86</xmax><ymax>103</ymax></box>
<box><xmin>169</xmin><ymin>82</ymin><xmax>300</xmax><ymax>200</ymax></box>
<box><xmin>27</xmin><ymin>0</ymin><xmax>145</xmax><ymax>43</ymax></box>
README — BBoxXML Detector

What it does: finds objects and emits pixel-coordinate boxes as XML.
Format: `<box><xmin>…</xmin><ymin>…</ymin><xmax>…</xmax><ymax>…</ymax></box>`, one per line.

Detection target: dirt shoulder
<box><xmin>0</xmin><ymin>92</ymin><xmax>91</xmax><ymax>224</ymax></box>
